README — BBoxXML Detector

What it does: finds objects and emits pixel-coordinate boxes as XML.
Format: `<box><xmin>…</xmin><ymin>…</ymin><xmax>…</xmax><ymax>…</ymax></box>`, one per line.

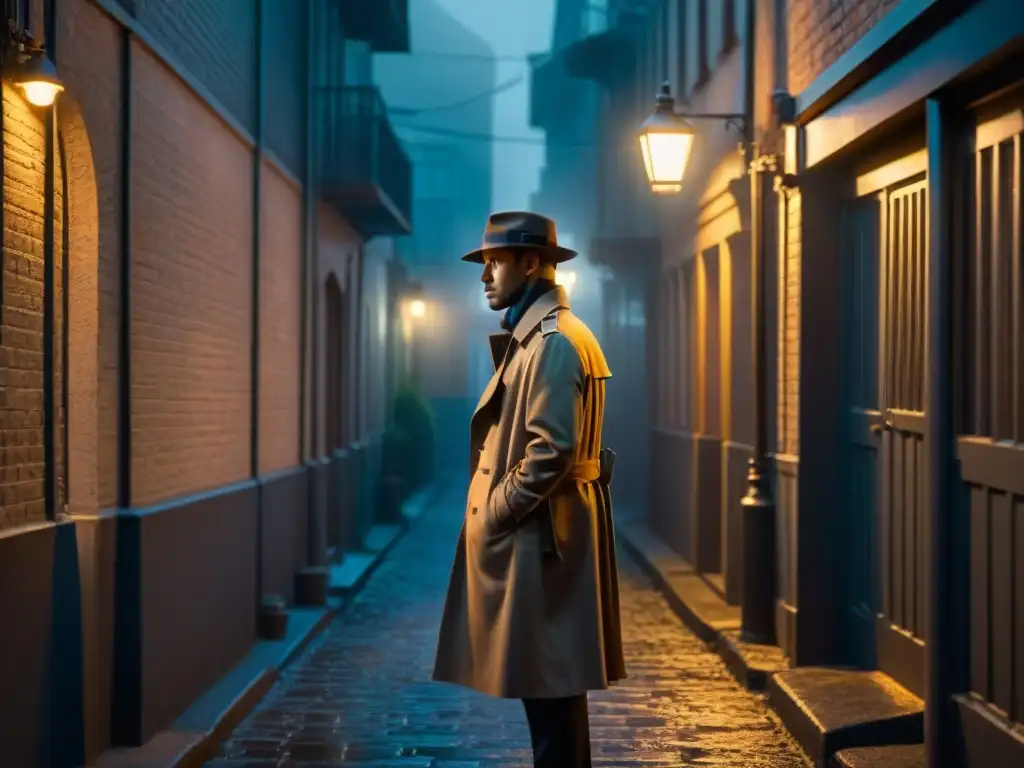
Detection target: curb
<box><xmin>181</xmin><ymin>605</ymin><xmax>340</xmax><ymax>768</ymax></box>
<box><xmin>617</xmin><ymin>517</ymin><xmax>788</xmax><ymax>689</ymax></box>
<box><xmin>617</xmin><ymin>516</ymin><xmax>927</xmax><ymax>768</ymax></box>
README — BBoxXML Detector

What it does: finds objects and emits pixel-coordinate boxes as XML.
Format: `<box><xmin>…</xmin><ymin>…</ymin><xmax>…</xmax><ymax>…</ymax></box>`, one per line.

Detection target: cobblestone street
<box><xmin>207</xmin><ymin>481</ymin><xmax>810</xmax><ymax>767</ymax></box>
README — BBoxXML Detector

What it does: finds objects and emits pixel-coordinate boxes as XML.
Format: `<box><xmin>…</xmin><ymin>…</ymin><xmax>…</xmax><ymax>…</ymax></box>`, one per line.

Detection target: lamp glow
<box><xmin>18</xmin><ymin>80</ymin><xmax>62</xmax><ymax>107</ymax></box>
<box><xmin>638</xmin><ymin>82</ymin><xmax>695</xmax><ymax>195</ymax></box>
<box><xmin>556</xmin><ymin>270</ymin><xmax>578</xmax><ymax>296</ymax></box>
<box><xmin>408</xmin><ymin>299</ymin><xmax>426</xmax><ymax>318</ymax></box>
<box><xmin>8</xmin><ymin>52</ymin><xmax>63</xmax><ymax>108</ymax></box>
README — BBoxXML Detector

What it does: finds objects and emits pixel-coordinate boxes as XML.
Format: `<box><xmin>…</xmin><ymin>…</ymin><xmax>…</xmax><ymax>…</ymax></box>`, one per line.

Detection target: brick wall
<box><xmin>777</xmin><ymin>188</ymin><xmax>801</xmax><ymax>456</ymax></box>
<box><xmin>57</xmin><ymin>0</ymin><xmax>124</xmax><ymax>511</ymax></box>
<box><xmin>130</xmin><ymin>44</ymin><xmax>253</xmax><ymax>506</ymax></box>
<box><xmin>787</xmin><ymin>0</ymin><xmax>900</xmax><ymax>95</ymax></box>
<box><xmin>0</xmin><ymin>86</ymin><xmax>47</xmax><ymax>529</ymax></box>
<box><xmin>258</xmin><ymin>162</ymin><xmax>301</xmax><ymax>474</ymax></box>
<box><xmin>134</xmin><ymin>0</ymin><xmax>257</xmax><ymax>133</ymax></box>
<box><xmin>263</xmin><ymin>0</ymin><xmax>307</xmax><ymax>178</ymax></box>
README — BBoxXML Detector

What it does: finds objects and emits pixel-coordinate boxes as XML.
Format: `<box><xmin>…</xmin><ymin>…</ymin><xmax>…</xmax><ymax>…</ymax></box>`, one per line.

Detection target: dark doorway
<box><xmin>325</xmin><ymin>274</ymin><xmax>345</xmax><ymax>453</ymax></box>
<box><xmin>840</xmin><ymin>194</ymin><xmax>883</xmax><ymax>670</ymax></box>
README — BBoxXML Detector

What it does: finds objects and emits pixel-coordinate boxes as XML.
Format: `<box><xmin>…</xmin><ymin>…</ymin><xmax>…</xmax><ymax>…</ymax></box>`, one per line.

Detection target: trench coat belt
<box><xmin>478</xmin><ymin>459</ymin><xmax>601</xmax><ymax>482</ymax></box>
<box><xmin>565</xmin><ymin>459</ymin><xmax>601</xmax><ymax>484</ymax></box>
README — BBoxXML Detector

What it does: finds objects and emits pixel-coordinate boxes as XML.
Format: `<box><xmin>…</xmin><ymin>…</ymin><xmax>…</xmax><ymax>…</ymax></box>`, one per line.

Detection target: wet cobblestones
<box><xmin>207</xmin><ymin>482</ymin><xmax>810</xmax><ymax>767</ymax></box>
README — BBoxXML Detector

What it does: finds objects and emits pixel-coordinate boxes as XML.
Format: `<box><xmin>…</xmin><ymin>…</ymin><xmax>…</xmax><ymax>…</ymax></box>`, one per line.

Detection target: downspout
<box><xmin>298</xmin><ymin>0</ymin><xmax>313</xmax><ymax>465</ymax></box>
<box><xmin>739</xmin><ymin>0</ymin><xmax>779</xmax><ymax>644</ymax></box>
<box><xmin>42</xmin><ymin>0</ymin><xmax>56</xmax><ymax>520</ymax></box>
<box><xmin>743</xmin><ymin>0</ymin><xmax>756</xmax><ymax>148</ymax></box>
<box><xmin>300</xmin><ymin>0</ymin><xmax>320</xmax><ymax>568</ymax></box>
<box><xmin>251</xmin><ymin>0</ymin><xmax>266</xmax><ymax>606</ymax></box>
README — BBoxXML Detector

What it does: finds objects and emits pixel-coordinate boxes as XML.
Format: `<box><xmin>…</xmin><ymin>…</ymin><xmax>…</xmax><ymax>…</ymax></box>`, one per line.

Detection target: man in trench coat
<box><xmin>432</xmin><ymin>211</ymin><xmax>626</xmax><ymax>768</ymax></box>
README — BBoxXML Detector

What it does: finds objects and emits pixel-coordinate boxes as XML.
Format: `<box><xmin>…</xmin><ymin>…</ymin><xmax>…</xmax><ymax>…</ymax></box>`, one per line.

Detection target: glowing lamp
<box><xmin>8</xmin><ymin>52</ymin><xmax>63</xmax><ymax>107</ymax></box>
<box><xmin>638</xmin><ymin>82</ymin><xmax>695</xmax><ymax>195</ymax></box>
<box><xmin>408</xmin><ymin>299</ymin><xmax>426</xmax><ymax>318</ymax></box>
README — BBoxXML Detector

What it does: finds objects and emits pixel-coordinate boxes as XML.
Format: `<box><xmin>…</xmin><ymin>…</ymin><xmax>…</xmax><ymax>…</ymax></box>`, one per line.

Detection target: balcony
<box><xmin>563</xmin><ymin>29</ymin><xmax>634</xmax><ymax>88</ymax></box>
<box><xmin>336</xmin><ymin>0</ymin><xmax>410</xmax><ymax>53</ymax></box>
<box><xmin>316</xmin><ymin>86</ymin><xmax>412</xmax><ymax>239</ymax></box>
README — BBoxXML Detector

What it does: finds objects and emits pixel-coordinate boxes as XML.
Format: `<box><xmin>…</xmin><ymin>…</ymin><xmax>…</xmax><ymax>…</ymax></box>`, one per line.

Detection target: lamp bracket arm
<box><xmin>675</xmin><ymin>111</ymin><xmax>747</xmax><ymax>136</ymax></box>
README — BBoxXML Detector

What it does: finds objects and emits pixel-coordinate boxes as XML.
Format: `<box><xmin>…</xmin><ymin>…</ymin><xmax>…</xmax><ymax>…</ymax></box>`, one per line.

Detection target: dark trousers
<box><xmin>522</xmin><ymin>693</ymin><xmax>592</xmax><ymax>768</ymax></box>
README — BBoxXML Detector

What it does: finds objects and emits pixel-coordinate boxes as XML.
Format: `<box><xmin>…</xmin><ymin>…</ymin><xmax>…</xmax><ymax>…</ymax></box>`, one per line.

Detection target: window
<box><xmin>696</xmin><ymin>0</ymin><xmax>709</xmax><ymax>86</ymax></box>
<box><xmin>723</xmin><ymin>0</ymin><xmax>738</xmax><ymax>53</ymax></box>
<box><xmin>583</xmin><ymin>0</ymin><xmax>608</xmax><ymax>36</ymax></box>
<box><xmin>675</xmin><ymin>0</ymin><xmax>688</xmax><ymax>100</ymax></box>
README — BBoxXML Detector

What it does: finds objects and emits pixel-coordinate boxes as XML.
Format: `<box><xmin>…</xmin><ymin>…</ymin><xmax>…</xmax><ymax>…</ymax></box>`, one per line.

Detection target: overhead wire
<box><xmin>391</xmin><ymin>121</ymin><xmax>594</xmax><ymax>147</ymax></box>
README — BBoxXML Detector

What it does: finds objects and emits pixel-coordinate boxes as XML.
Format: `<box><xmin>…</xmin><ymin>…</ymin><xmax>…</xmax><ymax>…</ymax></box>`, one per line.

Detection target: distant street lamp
<box><xmin>403</xmin><ymin>281</ymin><xmax>427</xmax><ymax>320</ymax></box>
<box><xmin>3</xmin><ymin>27</ymin><xmax>63</xmax><ymax>108</ymax></box>
<box><xmin>556</xmin><ymin>269</ymin><xmax>578</xmax><ymax>297</ymax></box>
<box><xmin>638</xmin><ymin>82</ymin><xmax>744</xmax><ymax>195</ymax></box>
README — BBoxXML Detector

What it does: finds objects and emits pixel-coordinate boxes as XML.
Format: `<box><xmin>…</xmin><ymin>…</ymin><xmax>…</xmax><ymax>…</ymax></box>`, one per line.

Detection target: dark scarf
<box><xmin>500</xmin><ymin>277</ymin><xmax>558</xmax><ymax>333</ymax></box>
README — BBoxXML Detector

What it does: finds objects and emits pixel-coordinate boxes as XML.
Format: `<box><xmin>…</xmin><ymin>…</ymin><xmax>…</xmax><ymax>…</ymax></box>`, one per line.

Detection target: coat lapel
<box><xmin>470</xmin><ymin>286</ymin><xmax>570</xmax><ymax>425</ymax></box>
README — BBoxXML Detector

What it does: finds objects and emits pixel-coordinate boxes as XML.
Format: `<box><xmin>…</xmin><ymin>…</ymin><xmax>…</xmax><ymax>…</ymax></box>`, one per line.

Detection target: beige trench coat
<box><xmin>432</xmin><ymin>286</ymin><xmax>626</xmax><ymax>699</ymax></box>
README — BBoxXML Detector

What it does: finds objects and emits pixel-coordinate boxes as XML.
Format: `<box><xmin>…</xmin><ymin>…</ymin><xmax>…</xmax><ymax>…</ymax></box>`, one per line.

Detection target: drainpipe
<box><xmin>739</xmin><ymin>0</ymin><xmax>778</xmax><ymax>644</ymax></box>
<box><xmin>251</xmin><ymin>0</ymin><xmax>267</xmax><ymax>614</ymax></box>
<box><xmin>42</xmin><ymin>0</ymin><xmax>56</xmax><ymax>521</ymax></box>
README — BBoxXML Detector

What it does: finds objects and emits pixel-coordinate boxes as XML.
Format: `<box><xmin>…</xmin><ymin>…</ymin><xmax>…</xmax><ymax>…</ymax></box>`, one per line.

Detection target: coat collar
<box><xmin>511</xmin><ymin>285</ymin><xmax>569</xmax><ymax>344</ymax></box>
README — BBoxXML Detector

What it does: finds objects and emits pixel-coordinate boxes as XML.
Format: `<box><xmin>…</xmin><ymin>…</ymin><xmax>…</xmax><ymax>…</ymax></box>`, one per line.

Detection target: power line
<box><xmin>388</xmin><ymin>74</ymin><xmax>526</xmax><ymax>115</ymax></box>
<box><xmin>392</xmin><ymin>121</ymin><xmax>594</xmax><ymax>147</ymax></box>
<box><xmin>394</xmin><ymin>50</ymin><xmax>536</xmax><ymax>63</ymax></box>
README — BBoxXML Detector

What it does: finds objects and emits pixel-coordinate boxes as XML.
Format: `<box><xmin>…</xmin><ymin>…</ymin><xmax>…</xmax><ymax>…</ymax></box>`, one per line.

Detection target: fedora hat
<box><xmin>461</xmin><ymin>210</ymin><xmax>577</xmax><ymax>264</ymax></box>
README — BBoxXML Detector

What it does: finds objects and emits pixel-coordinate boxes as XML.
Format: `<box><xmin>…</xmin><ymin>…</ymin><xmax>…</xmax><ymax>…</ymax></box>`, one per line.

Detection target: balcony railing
<box><xmin>336</xmin><ymin>0</ymin><xmax>410</xmax><ymax>53</ymax></box>
<box><xmin>316</xmin><ymin>85</ymin><xmax>412</xmax><ymax>239</ymax></box>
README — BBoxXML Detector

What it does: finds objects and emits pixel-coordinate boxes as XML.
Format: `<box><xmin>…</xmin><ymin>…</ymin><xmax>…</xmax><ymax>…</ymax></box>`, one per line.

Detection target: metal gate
<box><xmin>844</xmin><ymin>160</ymin><xmax>929</xmax><ymax>695</ymax></box>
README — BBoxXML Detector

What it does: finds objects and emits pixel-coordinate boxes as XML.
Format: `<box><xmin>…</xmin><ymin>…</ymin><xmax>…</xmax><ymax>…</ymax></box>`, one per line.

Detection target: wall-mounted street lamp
<box><xmin>638</xmin><ymin>82</ymin><xmax>744</xmax><ymax>194</ymax></box>
<box><xmin>3</xmin><ymin>21</ymin><xmax>63</xmax><ymax>108</ymax></box>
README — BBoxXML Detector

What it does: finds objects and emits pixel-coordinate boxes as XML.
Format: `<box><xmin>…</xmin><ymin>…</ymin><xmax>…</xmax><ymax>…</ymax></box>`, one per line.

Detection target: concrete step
<box><xmin>830</xmin><ymin>744</ymin><xmax>925</xmax><ymax>768</ymax></box>
<box><xmin>768</xmin><ymin>667</ymin><xmax>924</xmax><ymax>768</ymax></box>
<box><xmin>717</xmin><ymin>629</ymin><xmax>790</xmax><ymax>690</ymax></box>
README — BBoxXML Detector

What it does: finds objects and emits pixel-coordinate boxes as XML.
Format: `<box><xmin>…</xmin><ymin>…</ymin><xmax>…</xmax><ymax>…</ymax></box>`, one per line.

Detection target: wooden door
<box><xmin>845</xmin><ymin>154</ymin><xmax>930</xmax><ymax>694</ymax></box>
<box><xmin>840</xmin><ymin>196</ymin><xmax>883</xmax><ymax>670</ymax></box>
<box><xmin>877</xmin><ymin>177</ymin><xmax>929</xmax><ymax>697</ymax></box>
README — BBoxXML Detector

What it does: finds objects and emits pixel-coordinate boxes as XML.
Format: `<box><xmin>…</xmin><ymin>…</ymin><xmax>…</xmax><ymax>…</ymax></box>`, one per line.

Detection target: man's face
<box><xmin>480</xmin><ymin>249</ymin><xmax>537</xmax><ymax>311</ymax></box>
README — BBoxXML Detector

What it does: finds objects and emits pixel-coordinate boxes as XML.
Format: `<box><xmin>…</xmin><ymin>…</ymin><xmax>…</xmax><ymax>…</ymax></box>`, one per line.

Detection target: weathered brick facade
<box><xmin>130</xmin><ymin>43</ymin><xmax>253</xmax><ymax>505</ymax></box>
<box><xmin>57</xmin><ymin>0</ymin><xmax>124</xmax><ymax>511</ymax></box>
<box><xmin>786</xmin><ymin>0</ymin><xmax>901</xmax><ymax>95</ymax></box>
<box><xmin>776</xmin><ymin>187</ymin><xmax>800</xmax><ymax>457</ymax></box>
<box><xmin>258</xmin><ymin>162</ymin><xmax>302</xmax><ymax>474</ymax></box>
<box><xmin>0</xmin><ymin>86</ymin><xmax>47</xmax><ymax>528</ymax></box>
<box><xmin>134</xmin><ymin>0</ymin><xmax>257</xmax><ymax>132</ymax></box>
